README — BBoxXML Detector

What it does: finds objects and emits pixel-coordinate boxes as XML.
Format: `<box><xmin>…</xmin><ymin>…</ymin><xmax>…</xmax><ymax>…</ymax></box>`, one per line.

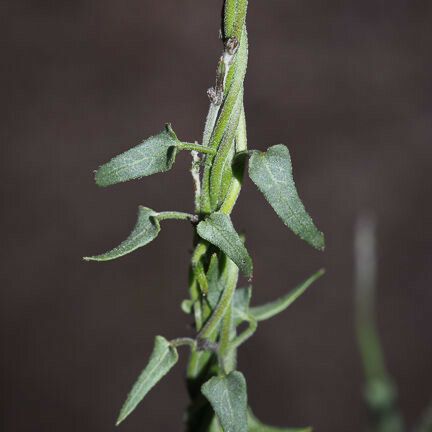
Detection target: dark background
<box><xmin>2</xmin><ymin>1</ymin><xmax>432</xmax><ymax>431</ymax></box>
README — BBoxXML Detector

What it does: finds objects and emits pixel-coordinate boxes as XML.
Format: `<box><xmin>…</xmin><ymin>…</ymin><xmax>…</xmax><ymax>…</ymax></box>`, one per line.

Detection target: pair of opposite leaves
<box><xmin>84</xmin><ymin>124</ymin><xmax>324</xmax><ymax>270</ymax></box>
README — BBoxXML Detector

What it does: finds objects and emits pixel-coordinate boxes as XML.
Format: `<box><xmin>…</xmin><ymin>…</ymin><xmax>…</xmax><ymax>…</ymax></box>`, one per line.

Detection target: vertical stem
<box><xmin>220</xmin><ymin>106</ymin><xmax>247</xmax><ymax>214</ymax></box>
<box><xmin>354</xmin><ymin>215</ymin><xmax>404</xmax><ymax>432</ymax></box>
<box><xmin>186</xmin><ymin>1</ymin><xmax>249</xmax><ymax>430</ymax></box>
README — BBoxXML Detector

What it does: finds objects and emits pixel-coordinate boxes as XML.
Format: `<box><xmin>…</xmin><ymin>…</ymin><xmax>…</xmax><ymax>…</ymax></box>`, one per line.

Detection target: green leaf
<box><xmin>248</xmin><ymin>409</ymin><xmax>312</xmax><ymax>432</ymax></box>
<box><xmin>206</xmin><ymin>253</ymin><xmax>225</xmax><ymax>309</ymax></box>
<box><xmin>233</xmin><ymin>286</ymin><xmax>252</xmax><ymax>325</ymax></box>
<box><xmin>201</xmin><ymin>371</ymin><xmax>248</xmax><ymax>432</ymax></box>
<box><xmin>116</xmin><ymin>336</ymin><xmax>178</xmax><ymax>425</ymax></box>
<box><xmin>250</xmin><ymin>269</ymin><xmax>324</xmax><ymax>322</ymax></box>
<box><xmin>84</xmin><ymin>206</ymin><xmax>160</xmax><ymax>261</ymax></box>
<box><xmin>248</xmin><ymin>145</ymin><xmax>324</xmax><ymax>251</ymax></box>
<box><xmin>197</xmin><ymin>212</ymin><xmax>252</xmax><ymax>278</ymax></box>
<box><xmin>95</xmin><ymin>124</ymin><xmax>179</xmax><ymax>187</ymax></box>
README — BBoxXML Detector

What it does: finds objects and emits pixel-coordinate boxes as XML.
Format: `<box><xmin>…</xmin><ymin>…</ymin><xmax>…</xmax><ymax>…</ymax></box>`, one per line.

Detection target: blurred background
<box><xmin>2</xmin><ymin>1</ymin><xmax>432</xmax><ymax>431</ymax></box>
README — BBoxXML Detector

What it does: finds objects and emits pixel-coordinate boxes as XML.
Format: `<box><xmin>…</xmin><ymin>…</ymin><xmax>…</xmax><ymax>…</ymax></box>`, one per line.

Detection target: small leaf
<box><xmin>84</xmin><ymin>206</ymin><xmax>160</xmax><ymax>261</ymax></box>
<box><xmin>250</xmin><ymin>269</ymin><xmax>324</xmax><ymax>322</ymax></box>
<box><xmin>116</xmin><ymin>336</ymin><xmax>178</xmax><ymax>425</ymax></box>
<box><xmin>248</xmin><ymin>409</ymin><xmax>312</xmax><ymax>432</ymax></box>
<box><xmin>197</xmin><ymin>212</ymin><xmax>252</xmax><ymax>278</ymax></box>
<box><xmin>95</xmin><ymin>124</ymin><xmax>178</xmax><ymax>187</ymax></box>
<box><xmin>248</xmin><ymin>145</ymin><xmax>324</xmax><ymax>251</ymax></box>
<box><xmin>201</xmin><ymin>371</ymin><xmax>248</xmax><ymax>432</ymax></box>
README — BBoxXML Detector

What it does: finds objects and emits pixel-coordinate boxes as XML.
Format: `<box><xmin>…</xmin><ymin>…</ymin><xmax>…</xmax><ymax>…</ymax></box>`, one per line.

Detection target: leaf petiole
<box><xmin>228</xmin><ymin>315</ymin><xmax>257</xmax><ymax>353</ymax></box>
<box><xmin>177</xmin><ymin>142</ymin><xmax>216</xmax><ymax>155</ymax></box>
<box><xmin>170</xmin><ymin>337</ymin><xmax>196</xmax><ymax>349</ymax></box>
<box><xmin>155</xmin><ymin>211</ymin><xmax>197</xmax><ymax>222</ymax></box>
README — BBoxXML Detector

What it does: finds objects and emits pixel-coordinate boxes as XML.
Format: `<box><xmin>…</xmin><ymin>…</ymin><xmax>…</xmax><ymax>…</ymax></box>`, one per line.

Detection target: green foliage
<box><xmin>232</xmin><ymin>287</ymin><xmax>252</xmax><ymax>325</ymax></box>
<box><xmin>197</xmin><ymin>212</ymin><xmax>253</xmax><ymax>278</ymax></box>
<box><xmin>95</xmin><ymin>124</ymin><xmax>214</xmax><ymax>187</ymax></box>
<box><xmin>84</xmin><ymin>206</ymin><xmax>160</xmax><ymax>261</ymax></box>
<box><xmin>85</xmin><ymin>0</ymin><xmax>325</xmax><ymax>430</ymax></box>
<box><xmin>248</xmin><ymin>145</ymin><xmax>324</xmax><ymax>251</ymax></box>
<box><xmin>95</xmin><ymin>125</ymin><xmax>179</xmax><ymax>187</ymax></box>
<box><xmin>250</xmin><ymin>269</ymin><xmax>324</xmax><ymax>322</ymax></box>
<box><xmin>202</xmin><ymin>371</ymin><xmax>248</xmax><ymax>432</ymax></box>
<box><xmin>116</xmin><ymin>336</ymin><xmax>179</xmax><ymax>425</ymax></box>
<box><xmin>84</xmin><ymin>208</ymin><xmax>194</xmax><ymax>262</ymax></box>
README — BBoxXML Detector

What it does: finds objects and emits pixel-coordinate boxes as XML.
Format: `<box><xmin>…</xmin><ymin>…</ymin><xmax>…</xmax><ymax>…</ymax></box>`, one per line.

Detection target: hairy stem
<box><xmin>185</xmin><ymin>2</ymin><xmax>250</xmax><ymax>429</ymax></box>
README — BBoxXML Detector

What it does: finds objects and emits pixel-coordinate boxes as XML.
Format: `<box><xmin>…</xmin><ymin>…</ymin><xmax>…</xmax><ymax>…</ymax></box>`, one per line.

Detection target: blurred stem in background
<box><xmin>354</xmin><ymin>214</ymin><xmax>404</xmax><ymax>432</ymax></box>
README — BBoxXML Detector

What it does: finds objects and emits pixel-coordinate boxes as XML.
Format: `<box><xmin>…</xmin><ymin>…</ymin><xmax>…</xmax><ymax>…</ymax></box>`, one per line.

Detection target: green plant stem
<box><xmin>178</xmin><ymin>142</ymin><xmax>217</xmax><ymax>155</ymax></box>
<box><xmin>218</xmin><ymin>305</ymin><xmax>233</xmax><ymax>373</ymax></box>
<box><xmin>220</xmin><ymin>106</ymin><xmax>247</xmax><ymax>214</ymax></box>
<box><xmin>171</xmin><ymin>337</ymin><xmax>197</xmax><ymax>349</ymax></box>
<box><xmin>228</xmin><ymin>315</ymin><xmax>257</xmax><ymax>352</ymax></box>
<box><xmin>86</xmin><ymin>0</ymin><xmax>326</xmax><ymax>429</ymax></box>
<box><xmin>185</xmin><ymin>1</ymin><xmax>251</xmax><ymax>429</ymax></box>
<box><xmin>156</xmin><ymin>211</ymin><xmax>196</xmax><ymax>222</ymax></box>
<box><xmin>191</xmin><ymin>241</ymin><xmax>210</xmax><ymax>296</ymax></box>
<box><xmin>197</xmin><ymin>263</ymin><xmax>237</xmax><ymax>341</ymax></box>
<box><xmin>354</xmin><ymin>215</ymin><xmax>404</xmax><ymax>432</ymax></box>
<box><xmin>200</xmin><ymin>22</ymin><xmax>248</xmax><ymax>214</ymax></box>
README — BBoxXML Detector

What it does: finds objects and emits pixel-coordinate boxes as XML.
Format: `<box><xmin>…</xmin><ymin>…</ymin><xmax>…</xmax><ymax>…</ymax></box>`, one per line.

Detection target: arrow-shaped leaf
<box><xmin>197</xmin><ymin>212</ymin><xmax>252</xmax><ymax>278</ymax></box>
<box><xmin>248</xmin><ymin>144</ymin><xmax>324</xmax><ymax>251</ymax></box>
<box><xmin>248</xmin><ymin>409</ymin><xmax>312</xmax><ymax>432</ymax></box>
<box><xmin>201</xmin><ymin>371</ymin><xmax>248</xmax><ymax>432</ymax></box>
<box><xmin>116</xmin><ymin>336</ymin><xmax>178</xmax><ymax>425</ymax></box>
<box><xmin>84</xmin><ymin>206</ymin><xmax>160</xmax><ymax>261</ymax></box>
<box><xmin>95</xmin><ymin>124</ymin><xmax>179</xmax><ymax>187</ymax></box>
<box><xmin>250</xmin><ymin>269</ymin><xmax>324</xmax><ymax>322</ymax></box>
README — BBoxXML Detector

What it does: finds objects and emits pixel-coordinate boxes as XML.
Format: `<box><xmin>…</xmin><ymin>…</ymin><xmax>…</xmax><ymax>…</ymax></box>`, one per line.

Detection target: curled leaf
<box><xmin>83</xmin><ymin>206</ymin><xmax>160</xmax><ymax>261</ymax></box>
<box><xmin>248</xmin><ymin>145</ymin><xmax>324</xmax><ymax>251</ymax></box>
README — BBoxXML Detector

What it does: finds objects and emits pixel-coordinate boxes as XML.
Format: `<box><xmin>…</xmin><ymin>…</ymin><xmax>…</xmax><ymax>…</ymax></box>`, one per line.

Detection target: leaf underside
<box><xmin>116</xmin><ymin>336</ymin><xmax>178</xmax><ymax>426</ymax></box>
<box><xmin>197</xmin><ymin>212</ymin><xmax>253</xmax><ymax>278</ymax></box>
<box><xmin>95</xmin><ymin>125</ymin><xmax>178</xmax><ymax>187</ymax></box>
<box><xmin>248</xmin><ymin>144</ymin><xmax>324</xmax><ymax>251</ymax></box>
<box><xmin>250</xmin><ymin>269</ymin><xmax>325</xmax><ymax>322</ymax></box>
<box><xmin>84</xmin><ymin>206</ymin><xmax>160</xmax><ymax>261</ymax></box>
<box><xmin>202</xmin><ymin>371</ymin><xmax>248</xmax><ymax>432</ymax></box>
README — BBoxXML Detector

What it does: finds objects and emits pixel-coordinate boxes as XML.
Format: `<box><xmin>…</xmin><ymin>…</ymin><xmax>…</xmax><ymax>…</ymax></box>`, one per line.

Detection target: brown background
<box><xmin>2</xmin><ymin>1</ymin><xmax>432</xmax><ymax>431</ymax></box>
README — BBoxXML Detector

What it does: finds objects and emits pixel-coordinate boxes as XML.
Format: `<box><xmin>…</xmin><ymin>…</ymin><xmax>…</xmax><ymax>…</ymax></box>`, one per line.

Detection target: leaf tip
<box><xmin>312</xmin><ymin>232</ymin><xmax>325</xmax><ymax>251</ymax></box>
<box><xmin>318</xmin><ymin>267</ymin><xmax>326</xmax><ymax>275</ymax></box>
<box><xmin>94</xmin><ymin>169</ymin><xmax>108</xmax><ymax>188</ymax></box>
<box><xmin>115</xmin><ymin>411</ymin><xmax>127</xmax><ymax>427</ymax></box>
<box><xmin>83</xmin><ymin>255</ymin><xmax>104</xmax><ymax>262</ymax></box>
